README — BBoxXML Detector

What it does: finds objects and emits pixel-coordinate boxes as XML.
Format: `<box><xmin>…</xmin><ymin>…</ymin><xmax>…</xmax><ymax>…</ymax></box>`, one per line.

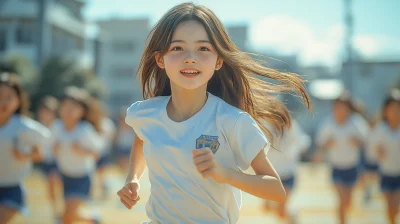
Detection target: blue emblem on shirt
<box><xmin>196</xmin><ymin>135</ymin><xmax>220</xmax><ymax>154</ymax></box>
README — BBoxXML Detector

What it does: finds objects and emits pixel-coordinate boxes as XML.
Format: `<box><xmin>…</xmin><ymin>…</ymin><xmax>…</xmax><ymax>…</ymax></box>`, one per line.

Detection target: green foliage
<box><xmin>30</xmin><ymin>56</ymin><xmax>105</xmax><ymax>112</ymax></box>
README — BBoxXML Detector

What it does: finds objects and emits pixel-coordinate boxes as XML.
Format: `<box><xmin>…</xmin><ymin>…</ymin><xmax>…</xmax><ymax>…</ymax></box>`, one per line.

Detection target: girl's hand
<box><xmin>377</xmin><ymin>145</ymin><xmax>385</xmax><ymax>161</ymax></box>
<box><xmin>53</xmin><ymin>142</ymin><xmax>61</xmax><ymax>156</ymax></box>
<box><xmin>72</xmin><ymin>143</ymin><xmax>84</xmax><ymax>155</ymax></box>
<box><xmin>192</xmin><ymin>147</ymin><xmax>229</xmax><ymax>183</ymax></box>
<box><xmin>325</xmin><ymin>137</ymin><xmax>336</xmax><ymax>149</ymax></box>
<box><xmin>31</xmin><ymin>146</ymin><xmax>43</xmax><ymax>162</ymax></box>
<box><xmin>117</xmin><ymin>180</ymin><xmax>141</xmax><ymax>210</ymax></box>
<box><xmin>13</xmin><ymin>148</ymin><xmax>25</xmax><ymax>160</ymax></box>
<box><xmin>350</xmin><ymin>137</ymin><xmax>362</xmax><ymax>148</ymax></box>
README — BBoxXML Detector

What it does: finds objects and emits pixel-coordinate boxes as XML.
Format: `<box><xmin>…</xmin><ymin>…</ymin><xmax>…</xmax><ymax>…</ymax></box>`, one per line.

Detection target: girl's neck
<box><xmin>168</xmin><ymin>86</ymin><xmax>208</xmax><ymax>122</ymax></box>
<box><xmin>0</xmin><ymin>114</ymin><xmax>12</xmax><ymax>128</ymax></box>
<box><xmin>63</xmin><ymin>120</ymin><xmax>79</xmax><ymax>132</ymax></box>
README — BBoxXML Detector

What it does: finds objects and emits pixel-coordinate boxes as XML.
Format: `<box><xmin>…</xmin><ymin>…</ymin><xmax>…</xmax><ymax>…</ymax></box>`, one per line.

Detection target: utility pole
<box><xmin>36</xmin><ymin>0</ymin><xmax>47</xmax><ymax>74</ymax></box>
<box><xmin>344</xmin><ymin>0</ymin><xmax>354</xmax><ymax>93</ymax></box>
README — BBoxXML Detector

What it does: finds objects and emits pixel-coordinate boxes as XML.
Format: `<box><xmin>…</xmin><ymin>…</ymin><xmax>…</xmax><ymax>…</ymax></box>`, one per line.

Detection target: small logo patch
<box><xmin>196</xmin><ymin>135</ymin><xmax>220</xmax><ymax>154</ymax></box>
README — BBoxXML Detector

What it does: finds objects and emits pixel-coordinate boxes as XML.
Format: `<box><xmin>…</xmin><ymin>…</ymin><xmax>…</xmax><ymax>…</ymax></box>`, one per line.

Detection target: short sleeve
<box><xmin>352</xmin><ymin>115</ymin><xmax>369</xmax><ymax>142</ymax></box>
<box><xmin>228</xmin><ymin>113</ymin><xmax>271</xmax><ymax>171</ymax></box>
<box><xmin>289</xmin><ymin>121</ymin><xmax>311</xmax><ymax>154</ymax></box>
<box><xmin>125</xmin><ymin>101</ymin><xmax>144</xmax><ymax>139</ymax></box>
<box><xmin>315</xmin><ymin>119</ymin><xmax>332</xmax><ymax>148</ymax></box>
<box><xmin>366</xmin><ymin>124</ymin><xmax>384</xmax><ymax>161</ymax></box>
<box><xmin>17</xmin><ymin>117</ymin><xmax>51</xmax><ymax>152</ymax></box>
<box><xmin>78</xmin><ymin>123</ymin><xmax>104</xmax><ymax>152</ymax></box>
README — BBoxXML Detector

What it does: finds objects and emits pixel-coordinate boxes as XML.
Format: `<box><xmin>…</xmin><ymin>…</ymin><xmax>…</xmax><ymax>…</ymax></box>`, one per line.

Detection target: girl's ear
<box><xmin>215</xmin><ymin>57</ymin><xmax>223</xmax><ymax>71</ymax></box>
<box><xmin>155</xmin><ymin>53</ymin><xmax>165</xmax><ymax>69</ymax></box>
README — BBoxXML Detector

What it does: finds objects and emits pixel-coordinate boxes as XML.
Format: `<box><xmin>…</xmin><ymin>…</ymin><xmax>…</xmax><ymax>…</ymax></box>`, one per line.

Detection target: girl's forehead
<box><xmin>172</xmin><ymin>20</ymin><xmax>210</xmax><ymax>42</ymax></box>
<box><xmin>62</xmin><ymin>98</ymin><xmax>81</xmax><ymax>107</ymax></box>
<box><xmin>0</xmin><ymin>84</ymin><xmax>16</xmax><ymax>94</ymax></box>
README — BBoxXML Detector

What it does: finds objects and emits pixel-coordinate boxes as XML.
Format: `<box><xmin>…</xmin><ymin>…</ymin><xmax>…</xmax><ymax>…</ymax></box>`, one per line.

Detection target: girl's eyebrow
<box><xmin>170</xmin><ymin>40</ymin><xmax>211</xmax><ymax>44</ymax></box>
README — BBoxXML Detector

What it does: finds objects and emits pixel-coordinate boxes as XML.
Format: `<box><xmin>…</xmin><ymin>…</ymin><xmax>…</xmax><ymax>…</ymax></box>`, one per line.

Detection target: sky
<box><xmin>83</xmin><ymin>0</ymin><xmax>400</xmax><ymax>68</ymax></box>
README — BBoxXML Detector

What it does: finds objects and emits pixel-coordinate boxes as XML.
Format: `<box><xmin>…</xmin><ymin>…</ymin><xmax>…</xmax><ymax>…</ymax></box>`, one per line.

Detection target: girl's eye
<box><xmin>199</xmin><ymin>47</ymin><xmax>210</xmax><ymax>51</ymax></box>
<box><xmin>171</xmin><ymin>46</ymin><xmax>183</xmax><ymax>51</ymax></box>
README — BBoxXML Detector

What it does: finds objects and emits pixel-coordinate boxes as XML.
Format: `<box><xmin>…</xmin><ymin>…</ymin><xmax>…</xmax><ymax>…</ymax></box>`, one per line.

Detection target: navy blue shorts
<box><xmin>39</xmin><ymin>162</ymin><xmax>58</xmax><ymax>176</ymax></box>
<box><xmin>380</xmin><ymin>175</ymin><xmax>400</xmax><ymax>192</ymax></box>
<box><xmin>0</xmin><ymin>185</ymin><xmax>25</xmax><ymax>212</ymax></box>
<box><xmin>281</xmin><ymin>176</ymin><xmax>295</xmax><ymax>190</ymax></box>
<box><xmin>364</xmin><ymin>162</ymin><xmax>379</xmax><ymax>172</ymax></box>
<box><xmin>96</xmin><ymin>154</ymin><xmax>110</xmax><ymax>168</ymax></box>
<box><xmin>61</xmin><ymin>174</ymin><xmax>91</xmax><ymax>200</ymax></box>
<box><xmin>332</xmin><ymin>167</ymin><xmax>359</xmax><ymax>187</ymax></box>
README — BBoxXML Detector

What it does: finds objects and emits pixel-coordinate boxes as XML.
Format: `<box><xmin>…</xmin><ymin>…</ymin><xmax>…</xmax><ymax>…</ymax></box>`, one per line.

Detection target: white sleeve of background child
<box><xmin>352</xmin><ymin>115</ymin><xmax>369</xmax><ymax>142</ymax></box>
<box><xmin>228</xmin><ymin>113</ymin><xmax>271</xmax><ymax>171</ymax></box>
<box><xmin>290</xmin><ymin>121</ymin><xmax>311</xmax><ymax>155</ymax></box>
<box><xmin>103</xmin><ymin>118</ymin><xmax>117</xmax><ymax>142</ymax></box>
<box><xmin>17</xmin><ymin>117</ymin><xmax>51</xmax><ymax>153</ymax></box>
<box><xmin>366</xmin><ymin>124</ymin><xmax>384</xmax><ymax>161</ymax></box>
<box><xmin>315</xmin><ymin>119</ymin><xmax>332</xmax><ymax>148</ymax></box>
<box><xmin>78</xmin><ymin>123</ymin><xmax>104</xmax><ymax>152</ymax></box>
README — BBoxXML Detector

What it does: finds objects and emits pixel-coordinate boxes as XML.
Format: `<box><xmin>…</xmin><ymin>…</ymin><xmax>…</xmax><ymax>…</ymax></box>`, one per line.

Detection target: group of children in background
<box><xmin>0</xmin><ymin>75</ymin><xmax>399</xmax><ymax>224</ymax></box>
<box><xmin>0</xmin><ymin>72</ymin><xmax>135</xmax><ymax>224</ymax></box>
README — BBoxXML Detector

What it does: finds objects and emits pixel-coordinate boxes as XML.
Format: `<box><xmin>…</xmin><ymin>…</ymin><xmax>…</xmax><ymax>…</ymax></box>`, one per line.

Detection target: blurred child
<box><xmin>36</xmin><ymin>95</ymin><xmax>61</xmax><ymax>217</ymax></box>
<box><xmin>86</xmin><ymin>97</ymin><xmax>116</xmax><ymax>199</ymax></box>
<box><xmin>114</xmin><ymin>107</ymin><xmax>135</xmax><ymax>173</ymax></box>
<box><xmin>368</xmin><ymin>90</ymin><xmax>400</xmax><ymax>224</ymax></box>
<box><xmin>314</xmin><ymin>91</ymin><xmax>369</xmax><ymax>224</ymax></box>
<box><xmin>53</xmin><ymin>86</ymin><xmax>103</xmax><ymax>224</ymax></box>
<box><xmin>0</xmin><ymin>73</ymin><xmax>50</xmax><ymax>223</ymax></box>
<box><xmin>265</xmin><ymin>119</ymin><xmax>311</xmax><ymax>223</ymax></box>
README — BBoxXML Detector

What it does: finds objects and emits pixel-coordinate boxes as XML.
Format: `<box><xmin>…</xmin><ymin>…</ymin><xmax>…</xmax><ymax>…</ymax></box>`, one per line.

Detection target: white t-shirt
<box><xmin>40</xmin><ymin>120</ymin><xmax>58</xmax><ymax>164</ymax></box>
<box><xmin>125</xmin><ymin>93</ymin><xmax>270</xmax><ymax>224</ymax></box>
<box><xmin>316</xmin><ymin>114</ymin><xmax>368</xmax><ymax>169</ymax></box>
<box><xmin>53</xmin><ymin>120</ymin><xmax>103</xmax><ymax>177</ymax></box>
<box><xmin>0</xmin><ymin>115</ymin><xmax>51</xmax><ymax>186</ymax></box>
<box><xmin>267</xmin><ymin>120</ymin><xmax>311</xmax><ymax>180</ymax></box>
<box><xmin>368</xmin><ymin>122</ymin><xmax>400</xmax><ymax>176</ymax></box>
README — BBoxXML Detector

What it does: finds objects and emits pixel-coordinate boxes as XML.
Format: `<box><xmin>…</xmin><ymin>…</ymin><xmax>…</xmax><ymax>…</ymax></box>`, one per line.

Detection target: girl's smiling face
<box><xmin>156</xmin><ymin>20</ymin><xmax>223</xmax><ymax>91</ymax></box>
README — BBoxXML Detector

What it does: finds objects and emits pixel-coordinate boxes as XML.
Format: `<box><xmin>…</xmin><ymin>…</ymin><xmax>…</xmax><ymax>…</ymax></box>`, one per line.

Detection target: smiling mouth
<box><xmin>180</xmin><ymin>69</ymin><xmax>200</xmax><ymax>76</ymax></box>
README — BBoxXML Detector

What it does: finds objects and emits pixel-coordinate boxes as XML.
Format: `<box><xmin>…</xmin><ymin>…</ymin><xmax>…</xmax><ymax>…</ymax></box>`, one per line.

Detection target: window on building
<box><xmin>112</xmin><ymin>40</ymin><xmax>134</xmax><ymax>53</ymax></box>
<box><xmin>0</xmin><ymin>29</ymin><xmax>6</xmax><ymax>51</ymax></box>
<box><xmin>16</xmin><ymin>20</ymin><xmax>36</xmax><ymax>44</ymax></box>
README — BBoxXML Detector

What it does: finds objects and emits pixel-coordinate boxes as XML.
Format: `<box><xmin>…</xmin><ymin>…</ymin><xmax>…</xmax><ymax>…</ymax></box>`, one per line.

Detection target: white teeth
<box><xmin>181</xmin><ymin>70</ymin><xmax>200</xmax><ymax>74</ymax></box>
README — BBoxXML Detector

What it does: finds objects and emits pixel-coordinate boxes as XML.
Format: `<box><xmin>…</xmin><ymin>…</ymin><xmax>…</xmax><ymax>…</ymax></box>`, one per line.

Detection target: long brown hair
<box><xmin>382</xmin><ymin>89</ymin><xmax>400</xmax><ymax>123</ymax></box>
<box><xmin>0</xmin><ymin>72</ymin><xmax>29</xmax><ymax>115</ymax></box>
<box><xmin>138</xmin><ymin>2</ymin><xmax>311</xmax><ymax>138</ymax></box>
<box><xmin>61</xmin><ymin>86</ymin><xmax>90</xmax><ymax>121</ymax></box>
<box><xmin>334</xmin><ymin>90</ymin><xmax>368</xmax><ymax>121</ymax></box>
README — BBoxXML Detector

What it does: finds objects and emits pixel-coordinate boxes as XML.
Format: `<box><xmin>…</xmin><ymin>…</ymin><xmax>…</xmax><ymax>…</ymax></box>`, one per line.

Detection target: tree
<box><xmin>30</xmin><ymin>56</ymin><xmax>106</xmax><ymax>112</ymax></box>
<box><xmin>0</xmin><ymin>54</ymin><xmax>38</xmax><ymax>93</ymax></box>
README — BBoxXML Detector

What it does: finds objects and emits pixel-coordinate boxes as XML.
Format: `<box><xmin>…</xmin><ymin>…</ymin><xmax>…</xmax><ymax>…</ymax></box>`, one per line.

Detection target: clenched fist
<box><xmin>117</xmin><ymin>180</ymin><xmax>141</xmax><ymax>210</ymax></box>
<box><xmin>192</xmin><ymin>147</ymin><xmax>229</xmax><ymax>183</ymax></box>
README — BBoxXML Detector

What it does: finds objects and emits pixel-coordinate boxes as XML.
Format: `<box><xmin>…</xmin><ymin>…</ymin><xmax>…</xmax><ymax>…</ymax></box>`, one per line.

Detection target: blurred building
<box><xmin>0</xmin><ymin>0</ymin><xmax>87</xmax><ymax>63</ymax></box>
<box><xmin>226</xmin><ymin>25</ymin><xmax>248</xmax><ymax>51</ymax></box>
<box><xmin>342</xmin><ymin>60</ymin><xmax>400</xmax><ymax>119</ymax></box>
<box><xmin>96</xmin><ymin>18</ymin><xmax>150</xmax><ymax>116</ymax></box>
